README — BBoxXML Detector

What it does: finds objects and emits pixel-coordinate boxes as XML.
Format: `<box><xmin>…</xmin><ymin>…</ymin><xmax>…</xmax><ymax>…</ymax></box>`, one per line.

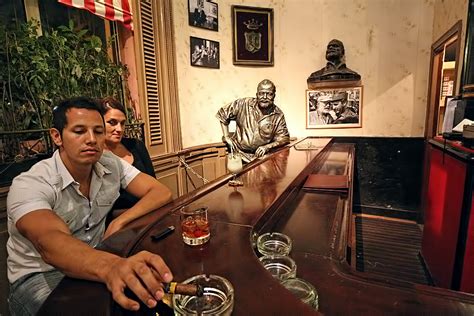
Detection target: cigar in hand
<box><xmin>163</xmin><ymin>282</ymin><xmax>204</xmax><ymax>297</ymax></box>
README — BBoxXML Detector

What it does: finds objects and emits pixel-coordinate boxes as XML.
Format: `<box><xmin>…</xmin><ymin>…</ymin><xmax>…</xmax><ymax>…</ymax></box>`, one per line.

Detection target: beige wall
<box><xmin>173</xmin><ymin>0</ymin><xmax>436</xmax><ymax>147</ymax></box>
<box><xmin>433</xmin><ymin>0</ymin><xmax>468</xmax><ymax>41</ymax></box>
<box><xmin>432</xmin><ymin>0</ymin><xmax>469</xmax><ymax>95</ymax></box>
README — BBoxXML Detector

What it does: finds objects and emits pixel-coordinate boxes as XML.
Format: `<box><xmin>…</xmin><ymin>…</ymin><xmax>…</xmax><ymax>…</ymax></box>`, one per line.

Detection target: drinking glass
<box><xmin>173</xmin><ymin>274</ymin><xmax>234</xmax><ymax>315</ymax></box>
<box><xmin>227</xmin><ymin>153</ymin><xmax>243</xmax><ymax>186</ymax></box>
<box><xmin>180</xmin><ymin>207</ymin><xmax>210</xmax><ymax>246</ymax></box>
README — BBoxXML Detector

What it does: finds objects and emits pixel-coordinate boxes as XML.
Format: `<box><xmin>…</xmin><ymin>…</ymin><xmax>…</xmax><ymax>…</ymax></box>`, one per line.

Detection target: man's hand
<box><xmin>255</xmin><ymin>145</ymin><xmax>270</xmax><ymax>157</ymax></box>
<box><xmin>328</xmin><ymin>110</ymin><xmax>338</xmax><ymax>121</ymax></box>
<box><xmin>104</xmin><ymin>251</ymin><xmax>173</xmax><ymax>311</ymax></box>
<box><xmin>16</xmin><ymin>210</ymin><xmax>173</xmax><ymax>312</ymax></box>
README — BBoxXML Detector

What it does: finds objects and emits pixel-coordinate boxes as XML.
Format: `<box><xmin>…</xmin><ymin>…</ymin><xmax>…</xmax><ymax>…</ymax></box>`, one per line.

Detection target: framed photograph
<box><xmin>306</xmin><ymin>86</ymin><xmax>363</xmax><ymax>128</ymax></box>
<box><xmin>188</xmin><ymin>0</ymin><xmax>218</xmax><ymax>31</ymax></box>
<box><xmin>232</xmin><ymin>5</ymin><xmax>274</xmax><ymax>66</ymax></box>
<box><xmin>190</xmin><ymin>36</ymin><xmax>220</xmax><ymax>69</ymax></box>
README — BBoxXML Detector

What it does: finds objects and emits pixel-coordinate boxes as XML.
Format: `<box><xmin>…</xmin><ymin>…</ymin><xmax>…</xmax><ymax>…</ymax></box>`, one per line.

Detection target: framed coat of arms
<box><xmin>231</xmin><ymin>5</ymin><xmax>274</xmax><ymax>66</ymax></box>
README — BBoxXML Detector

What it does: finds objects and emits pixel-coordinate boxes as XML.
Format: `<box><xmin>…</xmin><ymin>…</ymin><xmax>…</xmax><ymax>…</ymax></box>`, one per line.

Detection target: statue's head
<box><xmin>326</xmin><ymin>39</ymin><xmax>345</xmax><ymax>62</ymax></box>
<box><xmin>256</xmin><ymin>79</ymin><xmax>276</xmax><ymax>110</ymax></box>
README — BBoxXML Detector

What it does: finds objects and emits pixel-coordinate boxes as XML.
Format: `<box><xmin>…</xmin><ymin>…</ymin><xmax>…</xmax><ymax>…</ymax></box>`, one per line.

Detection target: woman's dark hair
<box><xmin>53</xmin><ymin>97</ymin><xmax>104</xmax><ymax>135</ymax></box>
<box><xmin>99</xmin><ymin>97</ymin><xmax>126</xmax><ymax>115</ymax></box>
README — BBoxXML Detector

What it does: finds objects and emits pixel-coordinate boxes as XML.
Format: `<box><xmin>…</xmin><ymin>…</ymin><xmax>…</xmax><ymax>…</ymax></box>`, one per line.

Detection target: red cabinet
<box><xmin>461</xmin><ymin>194</ymin><xmax>474</xmax><ymax>292</ymax></box>
<box><xmin>421</xmin><ymin>139</ymin><xmax>474</xmax><ymax>291</ymax></box>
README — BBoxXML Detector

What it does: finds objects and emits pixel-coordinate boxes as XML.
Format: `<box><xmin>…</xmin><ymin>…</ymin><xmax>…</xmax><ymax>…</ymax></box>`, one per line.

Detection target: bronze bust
<box><xmin>307</xmin><ymin>39</ymin><xmax>361</xmax><ymax>83</ymax></box>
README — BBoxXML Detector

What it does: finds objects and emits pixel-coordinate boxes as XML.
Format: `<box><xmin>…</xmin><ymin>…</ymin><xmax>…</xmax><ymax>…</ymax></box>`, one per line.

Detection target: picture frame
<box><xmin>190</xmin><ymin>36</ymin><xmax>220</xmax><ymax>69</ymax></box>
<box><xmin>188</xmin><ymin>0</ymin><xmax>218</xmax><ymax>31</ymax></box>
<box><xmin>306</xmin><ymin>86</ymin><xmax>363</xmax><ymax>129</ymax></box>
<box><xmin>232</xmin><ymin>5</ymin><xmax>274</xmax><ymax>66</ymax></box>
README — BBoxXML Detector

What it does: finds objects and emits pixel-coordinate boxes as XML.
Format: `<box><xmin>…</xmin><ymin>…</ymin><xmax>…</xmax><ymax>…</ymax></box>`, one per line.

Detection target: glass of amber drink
<box><xmin>180</xmin><ymin>207</ymin><xmax>211</xmax><ymax>246</ymax></box>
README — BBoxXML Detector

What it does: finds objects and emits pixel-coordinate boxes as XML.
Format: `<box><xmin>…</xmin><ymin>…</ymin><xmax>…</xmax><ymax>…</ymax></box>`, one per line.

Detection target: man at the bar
<box><xmin>6</xmin><ymin>97</ymin><xmax>173</xmax><ymax>315</ymax></box>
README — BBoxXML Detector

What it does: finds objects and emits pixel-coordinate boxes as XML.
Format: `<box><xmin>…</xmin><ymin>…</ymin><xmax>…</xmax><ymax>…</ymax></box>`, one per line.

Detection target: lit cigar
<box><xmin>163</xmin><ymin>282</ymin><xmax>204</xmax><ymax>297</ymax></box>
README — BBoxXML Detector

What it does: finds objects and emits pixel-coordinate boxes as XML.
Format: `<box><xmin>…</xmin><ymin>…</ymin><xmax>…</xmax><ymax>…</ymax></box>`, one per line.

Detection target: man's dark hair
<box><xmin>52</xmin><ymin>97</ymin><xmax>104</xmax><ymax>134</ymax></box>
<box><xmin>99</xmin><ymin>97</ymin><xmax>127</xmax><ymax>115</ymax></box>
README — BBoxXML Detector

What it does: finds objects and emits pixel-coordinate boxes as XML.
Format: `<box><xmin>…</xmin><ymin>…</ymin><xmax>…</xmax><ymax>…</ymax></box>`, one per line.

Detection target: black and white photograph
<box><xmin>188</xmin><ymin>0</ymin><xmax>218</xmax><ymax>31</ymax></box>
<box><xmin>190</xmin><ymin>36</ymin><xmax>220</xmax><ymax>69</ymax></box>
<box><xmin>306</xmin><ymin>86</ymin><xmax>362</xmax><ymax>128</ymax></box>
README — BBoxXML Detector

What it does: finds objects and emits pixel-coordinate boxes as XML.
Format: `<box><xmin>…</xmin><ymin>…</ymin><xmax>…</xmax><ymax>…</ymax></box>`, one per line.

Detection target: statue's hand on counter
<box><xmin>255</xmin><ymin>145</ymin><xmax>270</xmax><ymax>158</ymax></box>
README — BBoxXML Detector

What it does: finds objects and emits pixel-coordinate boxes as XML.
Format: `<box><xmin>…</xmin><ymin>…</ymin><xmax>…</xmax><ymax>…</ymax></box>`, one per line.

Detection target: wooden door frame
<box><xmin>424</xmin><ymin>20</ymin><xmax>462</xmax><ymax>139</ymax></box>
<box><xmin>421</xmin><ymin>21</ymin><xmax>462</xmax><ymax>220</ymax></box>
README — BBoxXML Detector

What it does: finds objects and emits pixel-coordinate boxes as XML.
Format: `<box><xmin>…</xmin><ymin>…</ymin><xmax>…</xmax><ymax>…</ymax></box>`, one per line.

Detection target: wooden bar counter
<box><xmin>39</xmin><ymin>138</ymin><xmax>474</xmax><ymax>315</ymax></box>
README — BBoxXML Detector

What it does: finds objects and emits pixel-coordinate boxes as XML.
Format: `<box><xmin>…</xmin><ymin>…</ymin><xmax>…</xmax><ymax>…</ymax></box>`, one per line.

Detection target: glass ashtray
<box><xmin>257</xmin><ymin>232</ymin><xmax>292</xmax><ymax>256</ymax></box>
<box><xmin>259</xmin><ymin>255</ymin><xmax>297</xmax><ymax>280</ymax></box>
<box><xmin>172</xmin><ymin>274</ymin><xmax>234</xmax><ymax>315</ymax></box>
<box><xmin>281</xmin><ymin>277</ymin><xmax>319</xmax><ymax>310</ymax></box>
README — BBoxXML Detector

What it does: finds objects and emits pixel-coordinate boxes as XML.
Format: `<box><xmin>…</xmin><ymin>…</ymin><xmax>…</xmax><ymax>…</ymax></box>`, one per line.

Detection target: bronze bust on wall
<box><xmin>307</xmin><ymin>39</ymin><xmax>361</xmax><ymax>84</ymax></box>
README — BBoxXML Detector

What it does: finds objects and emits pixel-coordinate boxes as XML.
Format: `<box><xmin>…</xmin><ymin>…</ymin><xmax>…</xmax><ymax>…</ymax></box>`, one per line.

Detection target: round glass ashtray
<box><xmin>172</xmin><ymin>274</ymin><xmax>234</xmax><ymax>315</ymax></box>
<box><xmin>257</xmin><ymin>232</ymin><xmax>292</xmax><ymax>256</ymax></box>
<box><xmin>281</xmin><ymin>277</ymin><xmax>319</xmax><ymax>310</ymax></box>
<box><xmin>259</xmin><ymin>255</ymin><xmax>297</xmax><ymax>280</ymax></box>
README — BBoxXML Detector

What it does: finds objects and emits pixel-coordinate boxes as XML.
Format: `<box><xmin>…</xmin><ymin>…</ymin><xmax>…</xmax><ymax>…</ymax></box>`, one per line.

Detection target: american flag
<box><xmin>58</xmin><ymin>0</ymin><xmax>133</xmax><ymax>30</ymax></box>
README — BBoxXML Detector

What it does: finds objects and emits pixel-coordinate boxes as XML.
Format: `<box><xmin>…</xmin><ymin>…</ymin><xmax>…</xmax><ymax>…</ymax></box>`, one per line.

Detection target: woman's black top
<box><xmin>112</xmin><ymin>138</ymin><xmax>155</xmax><ymax>210</ymax></box>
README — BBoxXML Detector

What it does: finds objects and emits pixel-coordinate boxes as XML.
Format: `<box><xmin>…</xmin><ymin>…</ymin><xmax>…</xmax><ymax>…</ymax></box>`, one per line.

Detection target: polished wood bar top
<box><xmin>39</xmin><ymin>138</ymin><xmax>474</xmax><ymax>315</ymax></box>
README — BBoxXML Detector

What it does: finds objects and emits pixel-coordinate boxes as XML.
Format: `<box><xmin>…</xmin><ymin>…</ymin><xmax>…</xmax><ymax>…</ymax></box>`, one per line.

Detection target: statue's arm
<box><xmin>262</xmin><ymin>136</ymin><xmax>290</xmax><ymax>152</ymax></box>
<box><xmin>220</xmin><ymin>121</ymin><xmax>237</xmax><ymax>152</ymax></box>
<box><xmin>272</xmin><ymin>115</ymin><xmax>290</xmax><ymax>146</ymax></box>
<box><xmin>217</xmin><ymin>100</ymin><xmax>241</xmax><ymax>153</ymax></box>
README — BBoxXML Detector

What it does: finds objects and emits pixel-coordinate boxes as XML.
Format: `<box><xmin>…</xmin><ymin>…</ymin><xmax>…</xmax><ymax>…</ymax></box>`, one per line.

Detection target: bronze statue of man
<box><xmin>216</xmin><ymin>79</ymin><xmax>290</xmax><ymax>162</ymax></box>
<box><xmin>307</xmin><ymin>39</ymin><xmax>361</xmax><ymax>83</ymax></box>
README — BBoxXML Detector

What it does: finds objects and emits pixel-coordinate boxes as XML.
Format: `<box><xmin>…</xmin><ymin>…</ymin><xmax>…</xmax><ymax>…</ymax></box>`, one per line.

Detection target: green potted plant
<box><xmin>0</xmin><ymin>19</ymin><xmax>129</xmax><ymax>185</ymax></box>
